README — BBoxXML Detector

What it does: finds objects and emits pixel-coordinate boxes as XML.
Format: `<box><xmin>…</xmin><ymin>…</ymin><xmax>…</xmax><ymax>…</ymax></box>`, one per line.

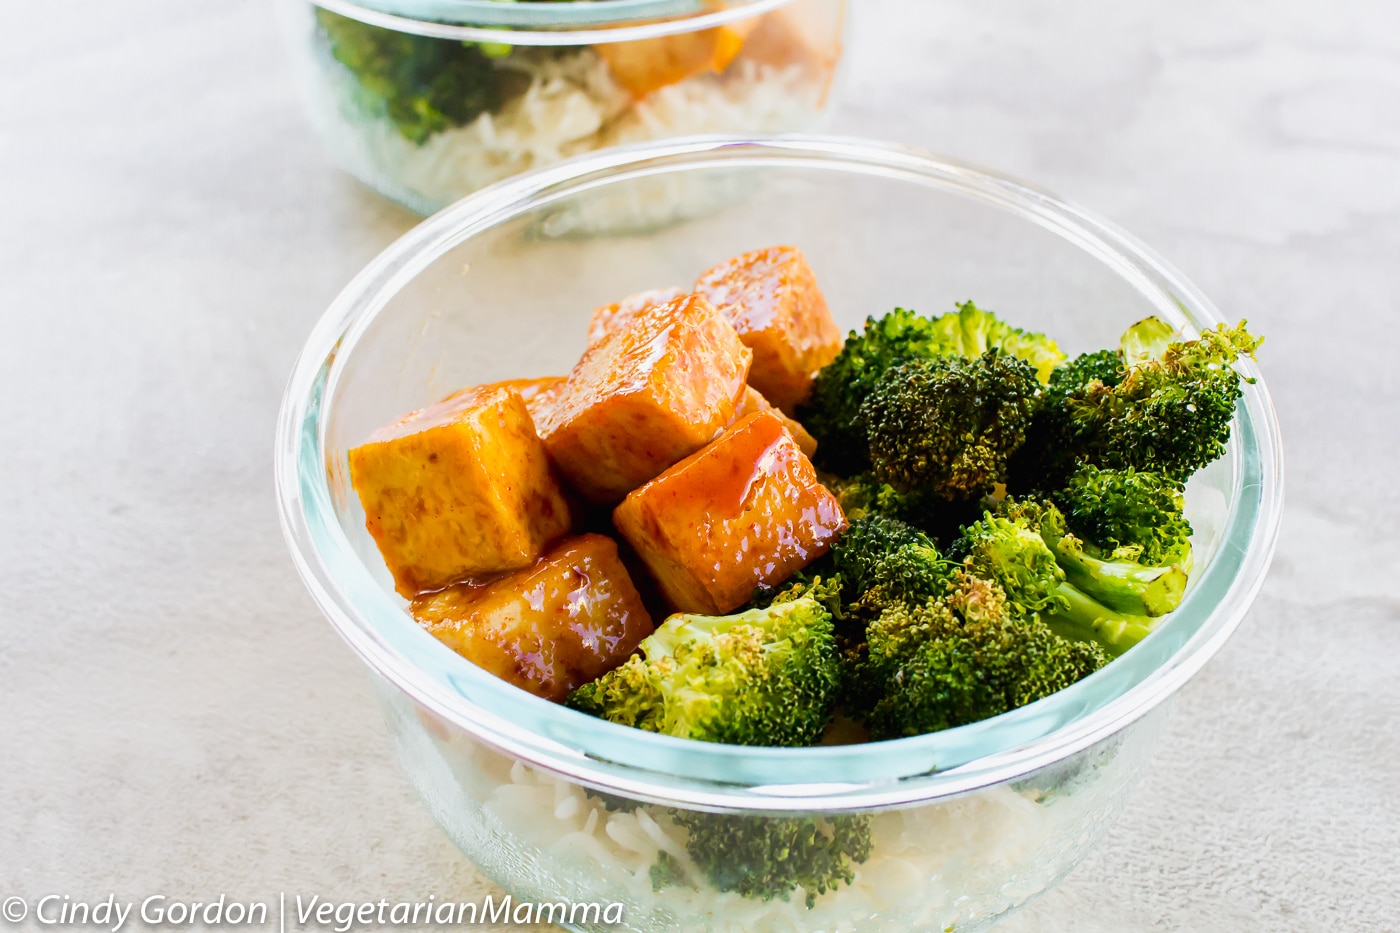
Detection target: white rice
<box><xmin>312</xmin><ymin>44</ymin><xmax>824</xmax><ymax>218</ymax></box>
<box><xmin>467</xmin><ymin>753</ymin><xmax>1065</xmax><ymax>933</ymax></box>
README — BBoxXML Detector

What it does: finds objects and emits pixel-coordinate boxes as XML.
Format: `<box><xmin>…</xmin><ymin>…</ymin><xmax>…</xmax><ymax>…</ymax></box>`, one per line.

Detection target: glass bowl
<box><xmin>276</xmin><ymin>0</ymin><xmax>849</xmax><ymax>214</ymax></box>
<box><xmin>275</xmin><ymin>137</ymin><xmax>1283</xmax><ymax>932</ymax></box>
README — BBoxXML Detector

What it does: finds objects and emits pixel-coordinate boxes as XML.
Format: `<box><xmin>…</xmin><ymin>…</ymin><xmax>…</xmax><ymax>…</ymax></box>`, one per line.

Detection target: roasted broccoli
<box><xmin>969</xmin><ymin>498</ymin><xmax>1186</xmax><ymax>654</ymax></box>
<box><xmin>1071</xmin><ymin>320</ymin><xmax>1261</xmax><ymax>482</ymax></box>
<box><xmin>316</xmin><ymin>10</ymin><xmax>505</xmax><ymax>144</ymax></box>
<box><xmin>860</xmin><ymin>351</ymin><xmax>1041</xmax><ymax>502</ymax></box>
<box><xmin>850</xmin><ymin>571</ymin><xmax>1108</xmax><ymax>739</ymax></box>
<box><xmin>1014</xmin><ymin>318</ymin><xmax>1261</xmax><ymax>489</ymax></box>
<box><xmin>953</xmin><ymin>510</ymin><xmax>1068</xmax><ymax>618</ymax></box>
<box><xmin>921</xmin><ymin>300</ymin><xmax>1067</xmax><ymax>382</ymax></box>
<box><xmin>663</xmin><ymin>811</ymin><xmax>873</xmax><ymax>908</ymax></box>
<box><xmin>828</xmin><ymin>514</ymin><xmax>951</xmax><ymax>611</ymax></box>
<box><xmin>801</xmin><ymin>308</ymin><xmax>946</xmax><ymax>474</ymax></box>
<box><xmin>801</xmin><ymin>304</ymin><xmax>1062</xmax><ymax>475</ymax></box>
<box><xmin>1053</xmin><ymin>464</ymin><xmax>1193</xmax><ymax>570</ymax></box>
<box><xmin>567</xmin><ymin>594</ymin><xmax>841</xmax><ymax>746</ymax></box>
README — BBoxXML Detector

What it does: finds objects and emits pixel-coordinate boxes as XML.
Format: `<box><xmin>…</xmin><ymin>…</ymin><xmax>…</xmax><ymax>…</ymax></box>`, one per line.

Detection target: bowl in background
<box><xmin>277</xmin><ymin>0</ymin><xmax>848</xmax><ymax>214</ymax></box>
<box><xmin>275</xmin><ymin>137</ymin><xmax>1282</xmax><ymax>932</ymax></box>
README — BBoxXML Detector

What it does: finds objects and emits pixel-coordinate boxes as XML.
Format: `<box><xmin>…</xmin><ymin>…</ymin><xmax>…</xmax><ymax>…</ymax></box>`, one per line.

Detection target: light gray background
<box><xmin>2</xmin><ymin>1</ymin><xmax>1396</xmax><ymax>931</ymax></box>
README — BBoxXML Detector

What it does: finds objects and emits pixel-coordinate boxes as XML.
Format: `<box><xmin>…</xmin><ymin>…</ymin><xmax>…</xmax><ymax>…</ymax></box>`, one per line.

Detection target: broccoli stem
<box><xmin>1052</xmin><ymin>540</ymin><xmax>1187</xmax><ymax>617</ymax></box>
<box><xmin>1048</xmin><ymin>583</ymin><xmax>1158</xmax><ymax>656</ymax></box>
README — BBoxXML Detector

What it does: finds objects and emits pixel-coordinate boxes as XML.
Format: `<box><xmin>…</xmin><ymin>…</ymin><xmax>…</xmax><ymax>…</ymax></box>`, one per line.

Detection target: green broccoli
<box><xmin>827</xmin><ymin>515</ymin><xmax>951</xmax><ymax>612</ymax></box>
<box><xmin>664</xmin><ymin>811</ymin><xmax>873</xmax><ymax>908</ymax></box>
<box><xmin>860</xmin><ymin>351</ymin><xmax>1041</xmax><ymax>502</ymax></box>
<box><xmin>801</xmin><ymin>308</ymin><xmax>946</xmax><ymax>475</ymax></box>
<box><xmin>852</xmin><ymin>571</ymin><xmax>1108</xmax><ymax>739</ymax></box>
<box><xmin>316</xmin><ymin>10</ymin><xmax>504</xmax><ymax>145</ymax></box>
<box><xmin>1007</xmin><ymin>348</ymin><xmax>1127</xmax><ymax>493</ymax></box>
<box><xmin>1010</xmin><ymin>318</ymin><xmax>1260</xmax><ymax>490</ymax></box>
<box><xmin>648</xmin><ymin>851</ymin><xmax>688</xmax><ymax>893</ymax></box>
<box><xmin>922</xmin><ymin>300</ymin><xmax>1067</xmax><ymax>382</ymax></box>
<box><xmin>1066</xmin><ymin>320</ymin><xmax>1261</xmax><ymax>482</ymax></box>
<box><xmin>1053</xmin><ymin>464</ymin><xmax>1193</xmax><ymax>570</ymax></box>
<box><xmin>801</xmin><ymin>304</ymin><xmax>1062</xmax><ymax>475</ymax></box>
<box><xmin>566</xmin><ymin>595</ymin><xmax>841</xmax><ymax>747</ymax></box>
<box><xmin>974</xmin><ymin>498</ymin><xmax>1185</xmax><ymax>654</ymax></box>
<box><xmin>1047</xmin><ymin>581</ymin><xmax>1159</xmax><ymax>655</ymax></box>
<box><xmin>953</xmin><ymin>510</ymin><xmax>1068</xmax><ymax>618</ymax></box>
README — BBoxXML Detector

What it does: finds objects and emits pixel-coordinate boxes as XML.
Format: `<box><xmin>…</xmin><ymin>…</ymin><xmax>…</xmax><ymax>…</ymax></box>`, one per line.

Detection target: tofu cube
<box><xmin>452</xmin><ymin>376</ymin><xmax>566</xmax><ymax>433</ymax></box>
<box><xmin>733</xmin><ymin>385</ymin><xmax>818</xmax><ymax>459</ymax></box>
<box><xmin>613</xmin><ymin>410</ymin><xmax>847</xmax><ymax>614</ymax></box>
<box><xmin>587</xmin><ymin>287</ymin><xmax>686</xmax><ymax>346</ymax></box>
<box><xmin>695</xmin><ymin>245</ymin><xmax>843</xmax><ymax>413</ymax></box>
<box><xmin>349</xmin><ymin>385</ymin><xmax>572</xmax><ymax>596</ymax></box>
<box><xmin>412</xmin><ymin>535</ymin><xmax>655</xmax><ymax>702</ymax></box>
<box><xmin>593</xmin><ymin>20</ymin><xmax>758</xmax><ymax>99</ymax></box>
<box><xmin>541</xmin><ymin>293</ymin><xmax>752</xmax><ymax>505</ymax></box>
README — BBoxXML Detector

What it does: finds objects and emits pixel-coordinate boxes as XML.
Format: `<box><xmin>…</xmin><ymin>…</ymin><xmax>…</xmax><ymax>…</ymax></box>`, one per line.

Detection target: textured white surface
<box><xmin>2</xmin><ymin>1</ymin><xmax>1397</xmax><ymax>931</ymax></box>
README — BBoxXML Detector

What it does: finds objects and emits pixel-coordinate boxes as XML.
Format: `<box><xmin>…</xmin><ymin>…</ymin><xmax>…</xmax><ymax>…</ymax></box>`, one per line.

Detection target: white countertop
<box><xmin>2</xmin><ymin>1</ymin><xmax>1396</xmax><ymax>930</ymax></box>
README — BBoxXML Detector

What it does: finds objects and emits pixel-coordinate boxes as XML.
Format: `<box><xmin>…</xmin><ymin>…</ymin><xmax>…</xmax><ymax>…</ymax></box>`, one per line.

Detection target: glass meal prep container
<box><xmin>275</xmin><ymin>137</ymin><xmax>1283</xmax><ymax>932</ymax></box>
<box><xmin>277</xmin><ymin>0</ymin><xmax>849</xmax><ymax>213</ymax></box>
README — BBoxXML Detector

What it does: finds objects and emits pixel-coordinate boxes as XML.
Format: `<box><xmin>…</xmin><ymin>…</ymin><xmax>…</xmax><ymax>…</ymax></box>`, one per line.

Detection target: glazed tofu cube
<box><xmin>695</xmin><ymin>245</ymin><xmax>843</xmax><ymax>413</ymax></box>
<box><xmin>593</xmin><ymin>19</ymin><xmax>758</xmax><ymax>99</ymax></box>
<box><xmin>613</xmin><ymin>411</ymin><xmax>846</xmax><ymax>614</ymax></box>
<box><xmin>587</xmin><ymin>287</ymin><xmax>686</xmax><ymax>346</ymax></box>
<box><xmin>349</xmin><ymin>385</ymin><xmax>572</xmax><ymax>596</ymax></box>
<box><xmin>412</xmin><ymin>535</ymin><xmax>655</xmax><ymax>702</ymax></box>
<box><xmin>541</xmin><ymin>293</ymin><xmax>752</xmax><ymax>505</ymax></box>
<box><xmin>733</xmin><ymin>385</ymin><xmax>818</xmax><ymax>459</ymax></box>
<box><xmin>452</xmin><ymin>376</ymin><xmax>567</xmax><ymax>433</ymax></box>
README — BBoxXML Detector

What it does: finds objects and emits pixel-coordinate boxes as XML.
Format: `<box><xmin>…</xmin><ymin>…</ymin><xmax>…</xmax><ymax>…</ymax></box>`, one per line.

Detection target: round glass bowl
<box><xmin>276</xmin><ymin>0</ymin><xmax>849</xmax><ymax>214</ymax></box>
<box><xmin>276</xmin><ymin>137</ymin><xmax>1283</xmax><ymax>932</ymax></box>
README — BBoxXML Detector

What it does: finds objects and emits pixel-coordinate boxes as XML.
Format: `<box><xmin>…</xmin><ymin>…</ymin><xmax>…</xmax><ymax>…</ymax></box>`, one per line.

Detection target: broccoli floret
<box><xmin>567</xmin><ymin>595</ymin><xmax>841</xmax><ymax>747</ymax></box>
<box><xmin>668</xmin><ymin>811</ymin><xmax>873</xmax><ymax>908</ymax></box>
<box><xmin>801</xmin><ymin>308</ymin><xmax>946</xmax><ymax>475</ymax></box>
<box><xmin>860</xmin><ymin>351</ymin><xmax>1041</xmax><ymax>502</ymax></box>
<box><xmin>1008</xmin><ymin>348</ymin><xmax>1127</xmax><ymax>493</ymax></box>
<box><xmin>1065</xmin><ymin>320</ymin><xmax>1262</xmax><ymax>483</ymax></box>
<box><xmin>1052</xmin><ymin>348</ymin><xmax>1129</xmax><ymax>395</ymax></box>
<box><xmin>986</xmin><ymin>498</ymin><xmax>1185</xmax><ymax>653</ymax></box>
<box><xmin>923</xmin><ymin>300</ymin><xmax>1067</xmax><ymax>383</ymax></box>
<box><xmin>953</xmin><ymin>510</ymin><xmax>1068</xmax><ymax>618</ymax></box>
<box><xmin>316</xmin><ymin>10</ymin><xmax>503</xmax><ymax>144</ymax></box>
<box><xmin>1053</xmin><ymin>464</ymin><xmax>1192</xmax><ymax>570</ymax></box>
<box><xmin>1009</xmin><ymin>319</ymin><xmax>1260</xmax><ymax>490</ymax></box>
<box><xmin>825</xmin><ymin>472</ymin><xmax>906</xmax><ymax>522</ymax></box>
<box><xmin>828</xmin><ymin>515</ymin><xmax>951</xmax><ymax>611</ymax></box>
<box><xmin>801</xmin><ymin>304</ymin><xmax>1063</xmax><ymax>475</ymax></box>
<box><xmin>648</xmin><ymin>850</ymin><xmax>689</xmax><ymax>893</ymax></box>
<box><xmin>854</xmin><ymin>572</ymin><xmax>1108</xmax><ymax>739</ymax></box>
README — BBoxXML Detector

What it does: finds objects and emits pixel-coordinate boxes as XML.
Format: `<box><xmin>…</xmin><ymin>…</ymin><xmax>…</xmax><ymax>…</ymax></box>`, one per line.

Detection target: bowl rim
<box><xmin>274</xmin><ymin>135</ymin><xmax>1284</xmax><ymax>812</ymax></box>
<box><xmin>310</xmin><ymin>0</ymin><xmax>801</xmax><ymax>45</ymax></box>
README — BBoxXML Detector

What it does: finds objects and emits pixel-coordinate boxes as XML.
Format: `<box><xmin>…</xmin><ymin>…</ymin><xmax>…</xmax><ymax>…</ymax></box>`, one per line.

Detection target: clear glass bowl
<box><xmin>275</xmin><ymin>137</ymin><xmax>1283</xmax><ymax>932</ymax></box>
<box><xmin>276</xmin><ymin>0</ymin><xmax>848</xmax><ymax>214</ymax></box>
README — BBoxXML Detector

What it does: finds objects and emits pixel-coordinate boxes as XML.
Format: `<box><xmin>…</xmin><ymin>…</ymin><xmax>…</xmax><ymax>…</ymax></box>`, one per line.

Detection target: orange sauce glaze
<box><xmin>587</xmin><ymin>287</ymin><xmax>687</xmax><ymax>347</ymax></box>
<box><xmin>614</xmin><ymin>410</ymin><xmax>846</xmax><ymax>614</ymax></box>
<box><xmin>411</xmin><ymin>534</ymin><xmax>654</xmax><ymax>703</ymax></box>
<box><xmin>694</xmin><ymin>246</ymin><xmax>843</xmax><ymax>413</ymax></box>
